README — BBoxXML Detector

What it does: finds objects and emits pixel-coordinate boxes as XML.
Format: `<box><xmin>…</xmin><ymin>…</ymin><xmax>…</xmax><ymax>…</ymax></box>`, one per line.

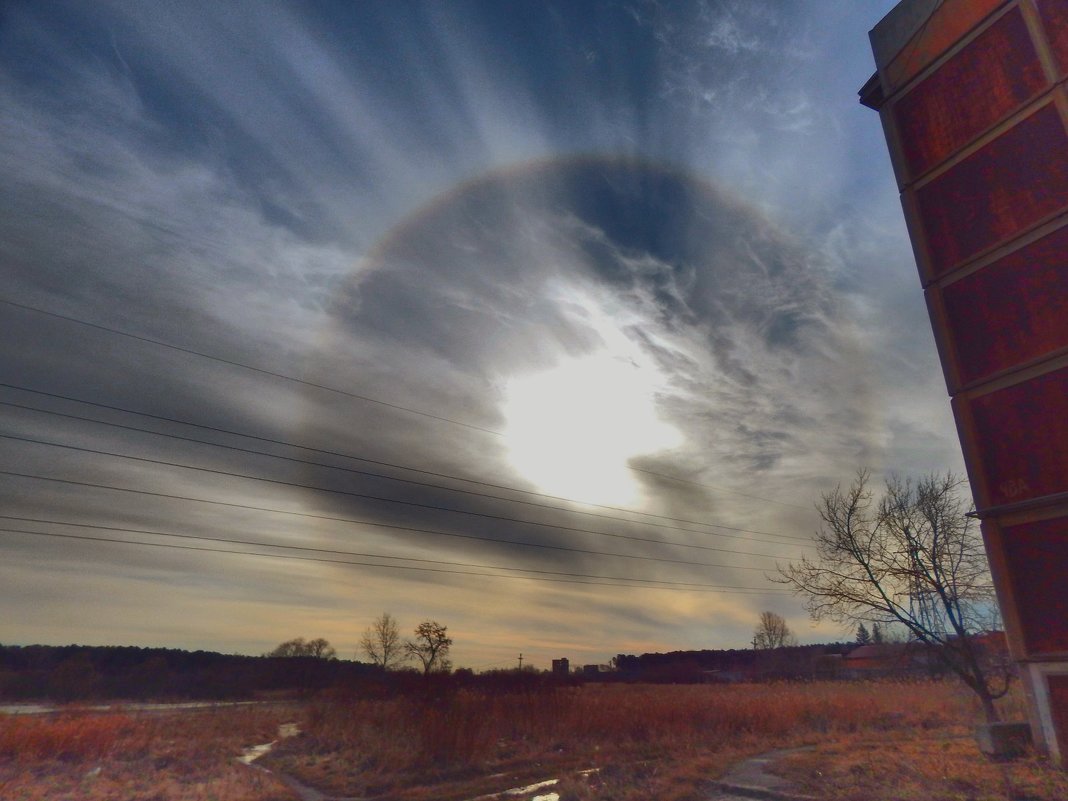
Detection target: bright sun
<box><xmin>501</xmin><ymin>351</ymin><xmax>682</xmax><ymax>506</ymax></box>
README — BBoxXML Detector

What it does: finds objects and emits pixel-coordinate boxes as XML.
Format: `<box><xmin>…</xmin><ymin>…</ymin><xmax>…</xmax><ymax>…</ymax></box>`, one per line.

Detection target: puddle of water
<box><xmin>0</xmin><ymin>704</ymin><xmax>54</xmax><ymax>715</ymax></box>
<box><xmin>504</xmin><ymin>778</ymin><xmax>558</xmax><ymax>796</ymax></box>
<box><xmin>237</xmin><ymin>742</ymin><xmax>275</xmax><ymax>765</ymax></box>
<box><xmin>470</xmin><ymin>777</ymin><xmax>565</xmax><ymax>801</ymax></box>
<box><xmin>467</xmin><ymin>766</ymin><xmax>598</xmax><ymax>801</ymax></box>
<box><xmin>237</xmin><ymin>722</ymin><xmax>300</xmax><ymax>766</ymax></box>
<box><xmin>1</xmin><ymin>701</ymin><xmax>263</xmax><ymax>716</ymax></box>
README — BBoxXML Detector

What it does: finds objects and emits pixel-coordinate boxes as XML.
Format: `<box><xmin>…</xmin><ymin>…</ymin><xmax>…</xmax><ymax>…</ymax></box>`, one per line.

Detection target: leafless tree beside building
<box><xmin>776</xmin><ymin>470</ymin><xmax>1011</xmax><ymax>721</ymax></box>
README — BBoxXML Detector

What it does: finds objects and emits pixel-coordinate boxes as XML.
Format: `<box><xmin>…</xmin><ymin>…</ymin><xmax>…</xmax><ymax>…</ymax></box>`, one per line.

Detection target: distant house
<box><xmin>842</xmin><ymin>632</ymin><xmax>1011</xmax><ymax>680</ymax></box>
<box><xmin>841</xmin><ymin>643</ymin><xmax>916</xmax><ymax>678</ymax></box>
<box><xmin>551</xmin><ymin>658</ymin><xmax>570</xmax><ymax>676</ymax></box>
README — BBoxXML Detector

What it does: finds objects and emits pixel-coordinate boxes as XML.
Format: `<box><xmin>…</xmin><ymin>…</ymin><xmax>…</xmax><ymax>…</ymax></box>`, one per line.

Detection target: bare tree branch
<box><xmin>360</xmin><ymin>612</ymin><xmax>405</xmax><ymax>670</ymax></box>
<box><xmin>752</xmin><ymin>611</ymin><xmax>797</xmax><ymax>649</ymax></box>
<box><xmin>266</xmin><ymin>637</ymin><xmax>337</xmax><ymax>660</ymax></box>
<box><xmin>405</xmin><ymin>620</ymin><xmax>452</xmax><ymax>676</ymax></box>
<box><xmin>775</xmin><ymin>470</ymin><xmax>1010</xmax><ymax>722</ymax></box>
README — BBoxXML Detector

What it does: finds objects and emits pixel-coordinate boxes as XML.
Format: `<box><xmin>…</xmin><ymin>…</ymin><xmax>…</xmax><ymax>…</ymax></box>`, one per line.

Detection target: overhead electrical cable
<box><xmin>0</xmin><ymin>297</ymin><xmax>499</xmax><ymax>433</ymax></box>
<box><xmin>0</xmin><ymin>394</ymin><xmax>812</xmax><ymax>545</ymax></box>
<box><xmin>0</xmin><ymin>516</ymin><xmax>789</xmax><ymax>591</ymax></box>
<box><xmin>1</xmin><ymin>433</ymin><xmax>802</xmax><ymax>560</ymax></box>
<box><xmin>0</xmin><ymin>528</ymin><xmax>790</xmax><ymax>594</ymax></box>
<box><xmin>0</xmin><ymin>470</ymin><xmax>783</xmax><ymax>571</ymax></box>
<box><xmin>0</xmin><ymin>300</ymin><xmax>814</xmax><ymax>511</ymax></box>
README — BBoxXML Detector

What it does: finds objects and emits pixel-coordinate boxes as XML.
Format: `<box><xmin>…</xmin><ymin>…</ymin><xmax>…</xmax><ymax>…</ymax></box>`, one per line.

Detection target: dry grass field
<box><xmin>2</xmin><ymin>680</ymin><xmax>1065</xmax><ymax>801</ymax></box>
<box><xmin>265</xmin><ymin>678</ymin><xmax>1042</xmax><ymax>800</ymax></box>
<box><xmin>0</xmin><ymin>705</ymin><xmax>297</xmax><ymax>801</ymax></box>
<box><xmin>771</xmin><ymin>732</ymin><xmax>1068</xmax><ymax>801</ymax></box>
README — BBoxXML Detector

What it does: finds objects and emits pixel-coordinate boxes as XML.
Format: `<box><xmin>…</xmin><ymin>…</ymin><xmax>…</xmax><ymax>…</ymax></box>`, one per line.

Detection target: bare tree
<box><xmin>305</xmin><ymin>637</ymin><xmax>337</xmax><ymax>659</ymax></box>
<box><xmin>267</xmin><ymin>637</ymin><xmax>337</xmax><ymax>659</ymax></box>
<box><xmin>405</xmin><ymin>620</ymin><xmax>452</xmax><ymax>676</ymax></box>
<box><xmin>751</xmin><ymin>611</ymin><xmax>798</xmax><ymax>649</ymax></box>
<box><xmin>777</xmin><ymin>470</ymin><xmax>1010</xmax><ymax>721</ymax></box>
<box><xmin>360</xmin><ymin>612</ymin><xmax>405</xmax><ymax>669</ymax></box>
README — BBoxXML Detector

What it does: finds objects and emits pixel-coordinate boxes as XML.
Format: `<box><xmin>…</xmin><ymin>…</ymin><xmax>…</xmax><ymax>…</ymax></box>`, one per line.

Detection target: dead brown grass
<box><xmin>3</xmin><ymin>681</ymin><xmax>1053</xmax><ymax>801</ymax></box>
<box><xmin>771</xmin><ymin>731</ymin><xmax>1068</xmax><ymax>801</ymax></box>
<box><xmin>266</xmin><ymin>679</ymin><xmax>978</xmax><ymax>800</ymax></box>
<box><xmin>0</xmin><ymin>705</ymin><xmax>299</xmax><ymax>801</ymax></box>
<box><xmin>0</xmin><ymin>712</ymin><xmax>135</xmax><ymax>761</ymax></box>
<box><xmin>765</xmin><ymin>680</ymin><xmax>1067</xmax><ymax>801</ymax></box>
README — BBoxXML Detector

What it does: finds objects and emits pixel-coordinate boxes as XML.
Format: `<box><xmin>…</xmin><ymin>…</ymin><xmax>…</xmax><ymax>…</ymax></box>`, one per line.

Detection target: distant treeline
<box><xmin>0</xmin><ymin>642</ymin><xmax>857</xmax><ymax>703</ymax></box>
<box><xmin>0</xmin><ymin>644</ymin><xmax>587</xmax><ymax>702</ymax></box>
<box><xmin>0</xmin><ymin>644</ymin><xmax>376</xmax><ymax>701</ymax></box>
<box><xmin>610</xmin><ymin>643</ymin><xmax>854</xmax><ymax>683</ymax></box>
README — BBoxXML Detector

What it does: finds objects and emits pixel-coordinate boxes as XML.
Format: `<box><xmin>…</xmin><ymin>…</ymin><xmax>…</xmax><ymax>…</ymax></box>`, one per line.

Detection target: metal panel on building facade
<box><xmin>937</xmin><ymin>223</ymin><xmax>1068</xmax><ymax>388</ymax></box>
<box><xmin>873</xmin><ymin>0</ymin><xmax>1007</xmax><ymax>94</ymax></box>
<box><xmin>912</xmin><ymin>102</ymin><xmax>1068</xmax><ymax>279</ymax></box>
<box><xmin>891</xmin><ymin>6</ymin><xmax>1047</xmax><ymax>178</ymax></box>
<box><xmin>966</xmin><ymin>365</ymin><xmax>1068</xmax><ymax>507</ymax></box>
<box><xmin>1000</xmin><ymin>517</ymin><xmax>1068</xmax><ymax>655</ymax></box>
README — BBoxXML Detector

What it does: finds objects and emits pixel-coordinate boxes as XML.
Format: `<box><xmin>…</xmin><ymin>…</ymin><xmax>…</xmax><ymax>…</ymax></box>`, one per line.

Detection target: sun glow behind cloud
<box><xmin>502</xmin><ymin>353</ymin><xmax>682</xmax><ymax>506</ymax></box>
<box><xmin>501</xmin><ymin>322</ymin><xmax>683</xmax><ymax>506</ymax></box>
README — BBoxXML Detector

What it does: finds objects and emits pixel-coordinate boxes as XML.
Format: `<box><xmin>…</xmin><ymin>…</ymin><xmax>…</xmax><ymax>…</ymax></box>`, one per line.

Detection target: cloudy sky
<box><xmin>0</xmin><ymin>0</ymin><xmax>965</xmax><ymax>669</ymax></box>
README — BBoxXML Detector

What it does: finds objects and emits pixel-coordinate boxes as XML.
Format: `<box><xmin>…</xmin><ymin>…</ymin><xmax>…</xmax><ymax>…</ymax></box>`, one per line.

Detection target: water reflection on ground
<box><xmin>0</xmin><ymin>700</ymin><xmax>264</xmax><ymax>715</ymax></box>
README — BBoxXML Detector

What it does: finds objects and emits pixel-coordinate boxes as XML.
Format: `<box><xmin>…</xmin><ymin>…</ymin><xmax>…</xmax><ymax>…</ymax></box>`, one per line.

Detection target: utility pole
<box><xmin>518</xmin><ymin>653</ymin><xmax>523</xmax><ymax>670</ymax></box>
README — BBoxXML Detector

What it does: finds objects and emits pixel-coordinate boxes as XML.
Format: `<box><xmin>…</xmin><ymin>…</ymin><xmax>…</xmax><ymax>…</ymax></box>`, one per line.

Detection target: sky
<box><xmin>0</xmin><ymin>0</ymin><xmax>967</xmax><ymax>670</ymax></box>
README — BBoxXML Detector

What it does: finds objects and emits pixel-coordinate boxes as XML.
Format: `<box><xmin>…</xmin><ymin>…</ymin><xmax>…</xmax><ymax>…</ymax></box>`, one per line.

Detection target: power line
<box><xmin>1</xmin><ymin>433</ymin><xmax>802</xmax><ymax>560</ymax></box>
<box><xmin>2</xmin><ymin>393</ymin><xmax>809</xmax><ymax>542</ymax></box>
<box><xmin>0</xmin><ymin>300</ymin><xmax>814</xmax><ymax>512</ymax></box>
<box><xmin>0</xmin><ymin>470</ymin><xmax>782</xmax><ymax>571</ymax></box>
<box><xmin>0</xmin><ymin>516</ymin><xmax>790</xmax><ymax>592</ymax></box>
<box><xmin>0</xmin><ymin>528</ymin><xmax>789</xmax><ymax>594</ymax></box>
<box><xmin>0</xmin><ymin>392</ymin><xmax>812</xmax><ymax>545</ymax></box>
<box><xmin>0</xmin><ymin>297</ymin><xmax>499</xmax><ymax>434</ymax></box>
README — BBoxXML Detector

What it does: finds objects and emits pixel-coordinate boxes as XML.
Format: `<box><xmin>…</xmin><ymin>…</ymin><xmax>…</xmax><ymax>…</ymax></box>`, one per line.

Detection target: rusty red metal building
<box><xmin>860</xmin><ymin>0</ymin><xmax>1068</xmax><ymax>765</ymax></box>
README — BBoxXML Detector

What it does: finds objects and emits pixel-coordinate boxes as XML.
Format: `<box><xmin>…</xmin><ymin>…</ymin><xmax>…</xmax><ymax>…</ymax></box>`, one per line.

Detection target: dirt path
<box><xmin>708</xmin><ymin>748</ymin><xmax>816</xmax><ymax>801</ymax></box>
<box><xmin>237</xmin><ymin>724</ymin><xmax>369</xmax><ymax>801</ymax></box>
<box><xmin>235</xmin><ymin>733</ymin><xmax>812</xmax><ymax>801</ymax></box>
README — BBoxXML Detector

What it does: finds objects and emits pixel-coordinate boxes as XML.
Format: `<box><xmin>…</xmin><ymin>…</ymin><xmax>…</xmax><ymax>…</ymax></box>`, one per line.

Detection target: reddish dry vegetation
<box><xmin>3</xmin><ymin>681</ymin><xmax>1063</xmax><ymax>801</ymax></box>
<box><xmin>772</xmin><ymin>733</ymin><xmax>1068</xmax><ymax>801</ymax></box>
<box><xmin>0</xmin><ymin>705</ymin><xmax>296</xmax><ymax>801</ymax></box>
<box><xmin>266</xmin><ymin>679</ymin><xmax>1018</xmax><ymax>800</ymax></box>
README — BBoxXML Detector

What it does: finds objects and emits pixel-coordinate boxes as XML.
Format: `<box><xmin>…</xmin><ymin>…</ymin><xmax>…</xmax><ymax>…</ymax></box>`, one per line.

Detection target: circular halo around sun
<box><xmin>312</xmin><ymin>155</ymin><xmax>863</xmax><ymax>510</ymax></box>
